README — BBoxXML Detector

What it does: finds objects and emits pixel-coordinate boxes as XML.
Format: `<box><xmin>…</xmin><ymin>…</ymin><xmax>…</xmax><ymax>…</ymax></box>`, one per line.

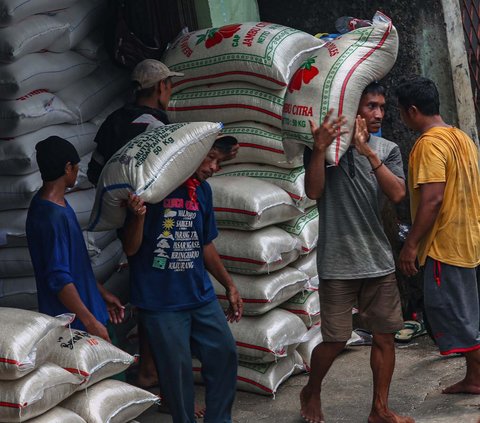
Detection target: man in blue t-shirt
<box><xmin>121</xmin><ymin>135</ymin><xmax>243</xmax><ymax>423</ymax></box>
<box><xmin>26</xmin><ymin>136</ymin><xmax>125</xmax><ymax>342</ymax></box>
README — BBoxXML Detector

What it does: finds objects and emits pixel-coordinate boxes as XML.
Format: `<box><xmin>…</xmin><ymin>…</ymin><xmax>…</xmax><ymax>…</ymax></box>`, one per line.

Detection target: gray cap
<box><xmin>131</xmin><ymin>59</ymin><xmax>184</xmax><ymax>89</ymax></box>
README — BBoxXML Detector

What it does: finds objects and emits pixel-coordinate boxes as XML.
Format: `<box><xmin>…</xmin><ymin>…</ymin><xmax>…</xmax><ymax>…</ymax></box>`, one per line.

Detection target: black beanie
<box><xmin>35</xmin><ymin>136</ymin><xmax>80</xmax><ymax>182</ymax></box>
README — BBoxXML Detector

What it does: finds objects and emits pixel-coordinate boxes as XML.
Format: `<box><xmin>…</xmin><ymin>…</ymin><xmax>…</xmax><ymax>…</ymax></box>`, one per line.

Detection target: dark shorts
<box><xmin>319</xmin><ymin>273</ymin><xmax>404</xmax><ymax>342</ymax></box>
<box><xmin>424</xmin><ymin>257</ymin><xmax>480</xmax><ymax>355</ymax></box>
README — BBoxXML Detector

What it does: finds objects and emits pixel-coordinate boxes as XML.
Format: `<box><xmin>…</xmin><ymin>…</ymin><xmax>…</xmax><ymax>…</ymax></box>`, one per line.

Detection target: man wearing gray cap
<box><xmin>87</xmin><ymin>59</ymin><xmax>183</xmax><ymax>185</ymax></box>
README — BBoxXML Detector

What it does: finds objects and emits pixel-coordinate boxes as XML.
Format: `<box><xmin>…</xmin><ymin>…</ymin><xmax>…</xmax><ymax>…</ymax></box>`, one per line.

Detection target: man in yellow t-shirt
<box><xmin>396</xmin><ymin>76</ymin><xmax>480</xmax><ymax>395</ymax></box>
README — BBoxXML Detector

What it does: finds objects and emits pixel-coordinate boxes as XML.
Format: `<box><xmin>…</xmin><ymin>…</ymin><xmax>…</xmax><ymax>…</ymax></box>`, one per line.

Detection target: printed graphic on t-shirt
<box><xmin>152</xmin><ymin>198</ymin><xmax>200</xmax><ymax>272</ymax></box>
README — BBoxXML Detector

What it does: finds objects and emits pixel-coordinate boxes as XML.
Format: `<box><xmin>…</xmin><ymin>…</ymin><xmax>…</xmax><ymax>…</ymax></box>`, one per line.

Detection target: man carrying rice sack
<box><xmin>300</xmin><ymin>82</ymin><xmax>413</xmax><ymax>423</ymax></box>
<box><xmin>26</xmin><ymin>136</ymin><xmax>125</xmax><ymax>342</ymax></box>
<box><xmin>120</xmin><ymin>134</ymin><xmax>243</xmax><ymax>423</ymax></box>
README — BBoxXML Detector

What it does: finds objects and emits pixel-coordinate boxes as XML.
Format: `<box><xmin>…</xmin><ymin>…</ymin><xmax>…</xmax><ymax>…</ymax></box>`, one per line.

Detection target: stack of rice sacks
<box><xmin>164</xmin><ymin>13</ymin><xmax>400</xmax><ymax>392</ymax></box>
<box><xmin>0</xmin><ymin>307</ymin><xmax>157</xmax><ymax>422</ymax></box>
<box><xmin>163</xmin><ymin>21</ymin><xmax>325</xmax><ymax>395</ymax></box>
<box><xmin>0</xmin><ymin>0</ymin><xmax>130</xmax><ymax>314</ymax></box>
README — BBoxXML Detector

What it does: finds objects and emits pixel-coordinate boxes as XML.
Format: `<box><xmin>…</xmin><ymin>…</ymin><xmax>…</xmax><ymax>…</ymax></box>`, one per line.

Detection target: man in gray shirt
<box><xmin>300</xmin><ymin>82</ymin><xmax>414</xmax><ymax>423</ymax></box>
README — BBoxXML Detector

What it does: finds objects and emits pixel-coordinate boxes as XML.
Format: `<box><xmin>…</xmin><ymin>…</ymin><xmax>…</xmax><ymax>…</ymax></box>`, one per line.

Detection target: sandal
<box><xmin>394</xmin><ymin>320</ymin><xmax>426</xmax><ymax>343</ymax></box>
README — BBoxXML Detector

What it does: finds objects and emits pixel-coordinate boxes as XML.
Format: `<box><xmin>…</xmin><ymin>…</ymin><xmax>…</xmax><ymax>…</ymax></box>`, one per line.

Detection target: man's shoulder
<box><xmin>370</xmin><ymin>135</ymin><xmax>399</xmax><ymax>151</ymax></box>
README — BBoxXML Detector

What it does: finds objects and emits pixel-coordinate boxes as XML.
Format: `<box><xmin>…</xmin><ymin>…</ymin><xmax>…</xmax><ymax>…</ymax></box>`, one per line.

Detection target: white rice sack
<box><xmin>56</xmin><ymin>63</ymin><xmax>129</xmax><ymax>124</ymax></box>
<box><xmin>281</xmin><ymin>290</ymin><xmax>320</xmax><ymax>328</ymax></box>
<box><xmin>103</xmin><ymin>265</ymin><xmax>130</xmax><ymax>305</ymax></box>
<box><xmin>0</xmin><ymin>153</ymin><xmax>92</xmax><ymax>211</ymax></box>
<box><xmin>0</xmin><ymin>362</ymin><xmax>82</xmax><ymax>422</ymax></box>
<box><xmin>228</xmin><ymin>308</ymin><xmax>307</xmax><ymax>363</ymax></box>
<box><xmin>0</xmin><ymin>247</ymin><xmax>33</xmax><ymax>277</ymax></box>
<box><xmin>74</xmin><ymin>28</ymin><xmax>105</xmax><ymax>61</ymax></box>
<box><xmin>214</xmin><ymin>227</ymin><xmax>301</xmax><ymax>275</ymax></box>
<box><xmin>91</xmin><ymin>238</ymin><xmax>124</xmax><ymax>283</ymax></box>
<box><xmin>39</xmin><ymin>327</ymin><xmax>135</xmax><ymax>388</ymax></box>
<box><xmin>193</xmin><ymin>352</ymin><xmax>303</xmax><ymax>396</ymax></box>
<box><xmin>83</xmin><ymin>229</ymin><xmax>117</xmax><ymax>257</ymax></box>
<box><xmin>209</xmin><ymin>176</ymin><xmax>302</xmax><ymax>230</ymax></box>
<box><xmin>278</xmin><ymin>206</ymin><xmax>319</xmax><ymax>254</ymax></box>
<box><xmin>88</xmin><ymin>122</ymin><xmax>222</xmax><ymax>232</ymax></box>
<box><xmin>167</xmin><ymin>82</ymin><xmax>285</xmax><ymax>129</ymax></box>
<box><xmin>47</xmin><ymin>0</ymin><xmax>106</xmax><ymax>52</ymax></box>
<box><xmin>282</xmin><ymin>12</ymin><xmax>399</xmax><ymax>165</ymax></box>
<box><xmin>216</xmin><ymin>164</ymin><xmax>315</xmax><ymax>209</ymax></box>
<box><xmin>0</xmin><ymin>90</ymin><xmax>75</xmax><ymax>138</ymax></box>
<box><xmin>27</xmin><ymin>406</ymin><xmax>86</xmax><ymax>423</ymax></box>
<box><xmin>0</xmin><ymin>276</ymin><xmax>37</xmax><ymax>309</ymax></box>
<box><xmin>61</xmin><ymin>379</ymin><xmax>158</xmax><ymax>423</ymax></box>
<box><xmin>211</xmin><ymin>267</ymin><xmax>308</xmax><ymax>316</ymax></box>
<box><xmin>0</xmin><ymin>51</ymin><xmax>96</xmax><ymax>100</ymax></box>
<box><xmin>163</xmin><ymin>22</ymin><xmax>324</xmax><ymax>92</ymax></box>
<box><xmin>0</xmin><ymin>0</ymin><xmax>78</xmax><ymax>27</ymax></box>
<box><xmin>220</xmin><ymin>122</ymin><xmax>302</xmax><ymax>168</ymax></box>
<box><xmin>297</xmin><ymin>323</ymin><xmax>359</xmax><ymax>370</ymax></box>
<box><xmin>90</xmin><ymin>95</ymin><xmax>127</xmax><ymax>127</ymax></box>
<box><xmin>291</xmin><ymin>250</ymin><xmax>319</xmax><ymax>290</ymax></box>
<box><xmin>0</xmin><ymin>15</ymin><xmax>68</xmax><ymax>62</ymax></box>
<box><xmin>0</xmin><ymin>122</ymin><xmax>97</xmax><ymax>175</ymax></box>
<box><xmin>0</xmin><ymin>308</ymin><xmax>74</xmax><ymax>380</ymax></box>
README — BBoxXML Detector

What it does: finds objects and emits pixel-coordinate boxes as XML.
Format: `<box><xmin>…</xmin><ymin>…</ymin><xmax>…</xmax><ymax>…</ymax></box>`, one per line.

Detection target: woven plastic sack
<box><xmin>282</xmin><ymin>12</ymin><xmax>398</xmax><ymax>165</ymax></box>
<box><xmin>228</xmin><ymin>308</ymin><xmax>307</xmax><ymax>363</ymax></box>
<box><xmin>47</xmin><ymin>0</ymin><xmax>106</xmax><ymax>52</ymax></box>
<box><xmin>0</xmin><ymin>362</ymin><xmax>81</xmax><ymax>422</ymax></box>
<box><xmin>0</xmin><ymin>247</ymin><xmax>33</xmax><ymax>277</ymax></box>
<box><xmin>57</xmin><ymin>63</ymin><xmax>129</xmax><ymax>124</ymax></box>
<box><xmin>163</xmin><ymin>22</ymin><xmax>324</xmax><ymax>92</ymax></box>
<box><xmin>90</xmin><ymin>95</ymin><xmax>127</xmax><ymax>127</ymax></box>
<box><xmin>90</xmin><ymin>238</ymin><xmax>124</xmax><ymax>283</ymax></box>
<box><xmin>211</xmin><ymin>267</ymin><xmax>308</xmax><ymax>316</ymax></box>
<box><xmin>88</xmin><ymin>121</ymin><xmax>222</xmax><ymax>231</ymax></box>
<box><xmin>0</xmin><ymin>90</ymin><xmax>75</xmax><ymax>138</ymax></box>
<box><xmin>216</xmin><ymin>164</ymin><xmax>315</xmax><ymax>209</ymax></box>
<box><xmin>167</xmin><ymin>82</ymin><xmax>285</xmax><ymax>128</ymax></box>
<box><xmin>193</xmin><ymin>352</ymin><xmax>303</xmax><ymax>396</ymax></box>
<box><xmin>278</xmin><ymin>206</ymin><xmax>319</xmax><ymax>254</ymax></box>
<box><xmin>291</xmin><ymin>250</ymin><xmax>319</xmax><ymax>290</ymax></box>
<box><xmin>103</xmin><ymin>265</ymin><xmax>130</xmax><ymax>304</ymax></box>
<box><xmin>39</xmin><ymin>327</ymin><xmax>135</xmax><ymax>388</ymax></box>
<box><xmin>0</xmin><ymin>309</ymin><xmax>74</xmax><ymax>380</ymax></box>
<box><xmin>83</xmin><ymin>229</ymin><xmax>117</xmax><ymax>257</ymax></box>
<box><xmin>27</xmin><ymin>406</ymin><xmax>86</xmax><ymax>423</ymax></box>
<box><xmin>0</xmin><ymin>276</ymin><xmax>37</xmax><ymax>309</ymax></box>
<box><xmin>0</xmin><ymin>51</ymin><xmax>96</xmax><ymax>100</ymax></box>
<box><xmin>0</xmin><ymin>122</ymin><xmax>97</xmax><ymax>175</ymax></box>
<box><xmin>61</xmin><ymin>379</ymin><xmax>158</xmax><ymax>423</ymax></box>
<box><xmin>209</xmin><ymin>176</ymin><xmax>302</xmax><ymax>230</ymax></box>
<box><xmin>74</xmin><ymin>28</ymin><xmax>105</xmax><ymax>61</ymax></box>
<box><xmin>281</xmin><ymin>289</ymin><xmax>320</xmax><ymax>328</ymax></box>
<box><xmin>0</xmin><ymin>15</ymin><xmax>68</xmax><ymax>62</ymax></box>
<box><xmin>214</xmin><ymin>227</ymin><xmax>301</xmax><ymax>275</ymax></box>
<box><xmin>0</xmin><ymin>0</ymin><xmax>78</xmax><ymax>27</ymax></box>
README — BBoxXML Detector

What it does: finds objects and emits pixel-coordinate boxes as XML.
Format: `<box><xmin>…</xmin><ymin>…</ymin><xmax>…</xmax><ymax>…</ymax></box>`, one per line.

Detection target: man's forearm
<box><xmin>121</xmin><ymin>214</ymin><xmax>145</xmax><ymax>256</ymax></box>
<box><xmin>365</xmin><ymin>152</ymin><xmax>405</xmax><ymax>203</ymax></box>
<box><xmin>305</xmin><ymin>147</ymin><xmax>327</xmax><ymax>200</ymax></box>
<box><xmin>57</xmin><ymin>283</ymin><xmax>97</xmax><ymax>328</ymax></box>
<box><xmin>203</xmin><ymin>243</ymin><xmax>235</xmax><ymax>290</ymax></box>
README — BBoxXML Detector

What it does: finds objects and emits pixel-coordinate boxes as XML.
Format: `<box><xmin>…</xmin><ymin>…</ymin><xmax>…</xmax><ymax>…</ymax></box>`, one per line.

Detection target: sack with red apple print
<box><xmin>162</xmin><ymin>22</ymin><xmax>324</xmax><ymax>93</ymax></box>
<box><xmin>282</xmin><ymin>11</ymin><xmax>398</xmax><ymax>165</ymax></box>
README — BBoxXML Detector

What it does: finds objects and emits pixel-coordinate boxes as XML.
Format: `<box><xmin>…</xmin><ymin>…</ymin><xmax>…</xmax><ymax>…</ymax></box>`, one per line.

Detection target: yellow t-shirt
<box><xmin>408</xmin><ymin>126</ymin><xmax>480</xmax><ymax>267</ymax></box>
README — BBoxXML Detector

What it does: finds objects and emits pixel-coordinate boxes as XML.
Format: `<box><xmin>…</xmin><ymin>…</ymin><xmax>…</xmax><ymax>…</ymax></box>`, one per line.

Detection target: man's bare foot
<box><xmin>195</xmin><ymin>406</ymin><xmax>206</xmax><ymax>419</ymax></box>
<box><xmin>442</xmin><ymin>379</ymin><xmax>480</xmax><ymax>394</ymax></box>
<box><xmin>368</xmin><ymin>409</ymin><xmax>415</xmax><ymax>423</ymax></box>
<box><xmin>300</xmin><ymin>386</ymin><xmax>325</xmax><ymax>423</ymax></box>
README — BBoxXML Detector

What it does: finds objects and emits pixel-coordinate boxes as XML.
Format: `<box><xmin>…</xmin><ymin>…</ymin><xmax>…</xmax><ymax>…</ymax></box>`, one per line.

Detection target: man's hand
<box><xmin>127</xmin><ymin>193</ymin><xmax>146</xmax><ymax>217</ymax></box>
<box><xmin>222</xmin><ymin>143</ymin><xmax>240</xmax><ymax>162</ymax></box>
<box><xmin>103</xmin><ymin>291</ymin><xmax>126</xmax><ymax>324</ymax></box>
<box><xmin>309</xmin><ymin>109</ymin><xmax>348</xmax><ymax>152</ymax></box>
<box><xmin>225</xmin><ymin>285</ymin><xmax>243</xmax><ymax>323</ymax></box>
<box><xmin>84</xmin><ymin>318</ymin><xmax>111</xmax><ymax>342</ymax></box>
<box><xmin>352</xmin><ymin>114</ymin><xmax>372</xmax><ymax>156</ymax></box>
<box><xmin>399</xmin><ymin>241</ymin><xmax>419</xmax><ymax>277</ymax></box>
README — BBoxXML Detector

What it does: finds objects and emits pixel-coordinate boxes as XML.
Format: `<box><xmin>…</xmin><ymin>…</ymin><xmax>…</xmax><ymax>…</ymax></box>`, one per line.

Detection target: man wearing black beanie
<box><xmin>26</xmin><ymin>136</ymin><xmax>125</xmax><ymax>342</ymax></box>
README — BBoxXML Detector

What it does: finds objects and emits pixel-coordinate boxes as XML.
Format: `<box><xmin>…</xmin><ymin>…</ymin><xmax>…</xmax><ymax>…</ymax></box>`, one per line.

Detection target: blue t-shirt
<box><xmin>128</xmin><ymin>182</ymin><xmax>218</xmax><ymax>311</ymax></box>
<box><xmin>26</xmin><ymin>193</ymin><xmax>108</xmax><ymax>330</ymax></box>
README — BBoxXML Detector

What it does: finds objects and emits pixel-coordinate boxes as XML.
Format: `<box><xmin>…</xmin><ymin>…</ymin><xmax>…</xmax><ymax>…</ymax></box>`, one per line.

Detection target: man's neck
<box><xmin>39</xmin><ymin>182</ymin><xmax>67</xmax><ymax>206</ymax></box>
<box><xmin>419</xmin><ymin>115</ymin><xmax>450</xmax><ymax>134</ymax></box>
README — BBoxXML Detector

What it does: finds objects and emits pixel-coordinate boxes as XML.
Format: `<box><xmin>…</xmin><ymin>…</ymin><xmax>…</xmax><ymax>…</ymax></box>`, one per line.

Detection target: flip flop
<box><xmin>394</xmin><ymin>320</ymin><xmax>426</xmax><ymax>343</ymax></box>
<box><xmin>349</xmin><ymin>328</ymin><xmax>373</xmax><ymax>346</ymax></box>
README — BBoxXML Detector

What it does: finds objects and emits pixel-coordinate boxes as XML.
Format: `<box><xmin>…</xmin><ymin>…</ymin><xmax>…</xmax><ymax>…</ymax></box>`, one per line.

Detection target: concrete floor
<box><xmin>135</xmin><ymin>336</ymin><xmax>480</xmax><ymax>423</ymax></box>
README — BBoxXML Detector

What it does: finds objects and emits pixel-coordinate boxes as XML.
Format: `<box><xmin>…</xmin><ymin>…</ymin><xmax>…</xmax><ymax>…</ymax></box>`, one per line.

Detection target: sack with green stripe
<box><xmin>278</xmin><ymin>206</ymin><xmax>319</xmax><ymax>254</ymax></box>
<box><xmin>162</xmin><ymin>22</ymin><xmax>324</xmax><ymax>93</ymax></box>
<box><xmin>221</xmin><ymin>122</ymin><xmax>302</xmax><ymax>168</ymax></box>
<box><xmin>167</xmin><ymin>82</ymin><xmax>285</xmax><ymax>129</ymax></box>
<box><xmin>282</xmin><ymin>12</ymin><xmax>398</xmax><ymax>165</ymax></box>
<box><xmin>88</xmin><ymin>122</ymin><xmax>222</xmax><ymax>231</ymax></box>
